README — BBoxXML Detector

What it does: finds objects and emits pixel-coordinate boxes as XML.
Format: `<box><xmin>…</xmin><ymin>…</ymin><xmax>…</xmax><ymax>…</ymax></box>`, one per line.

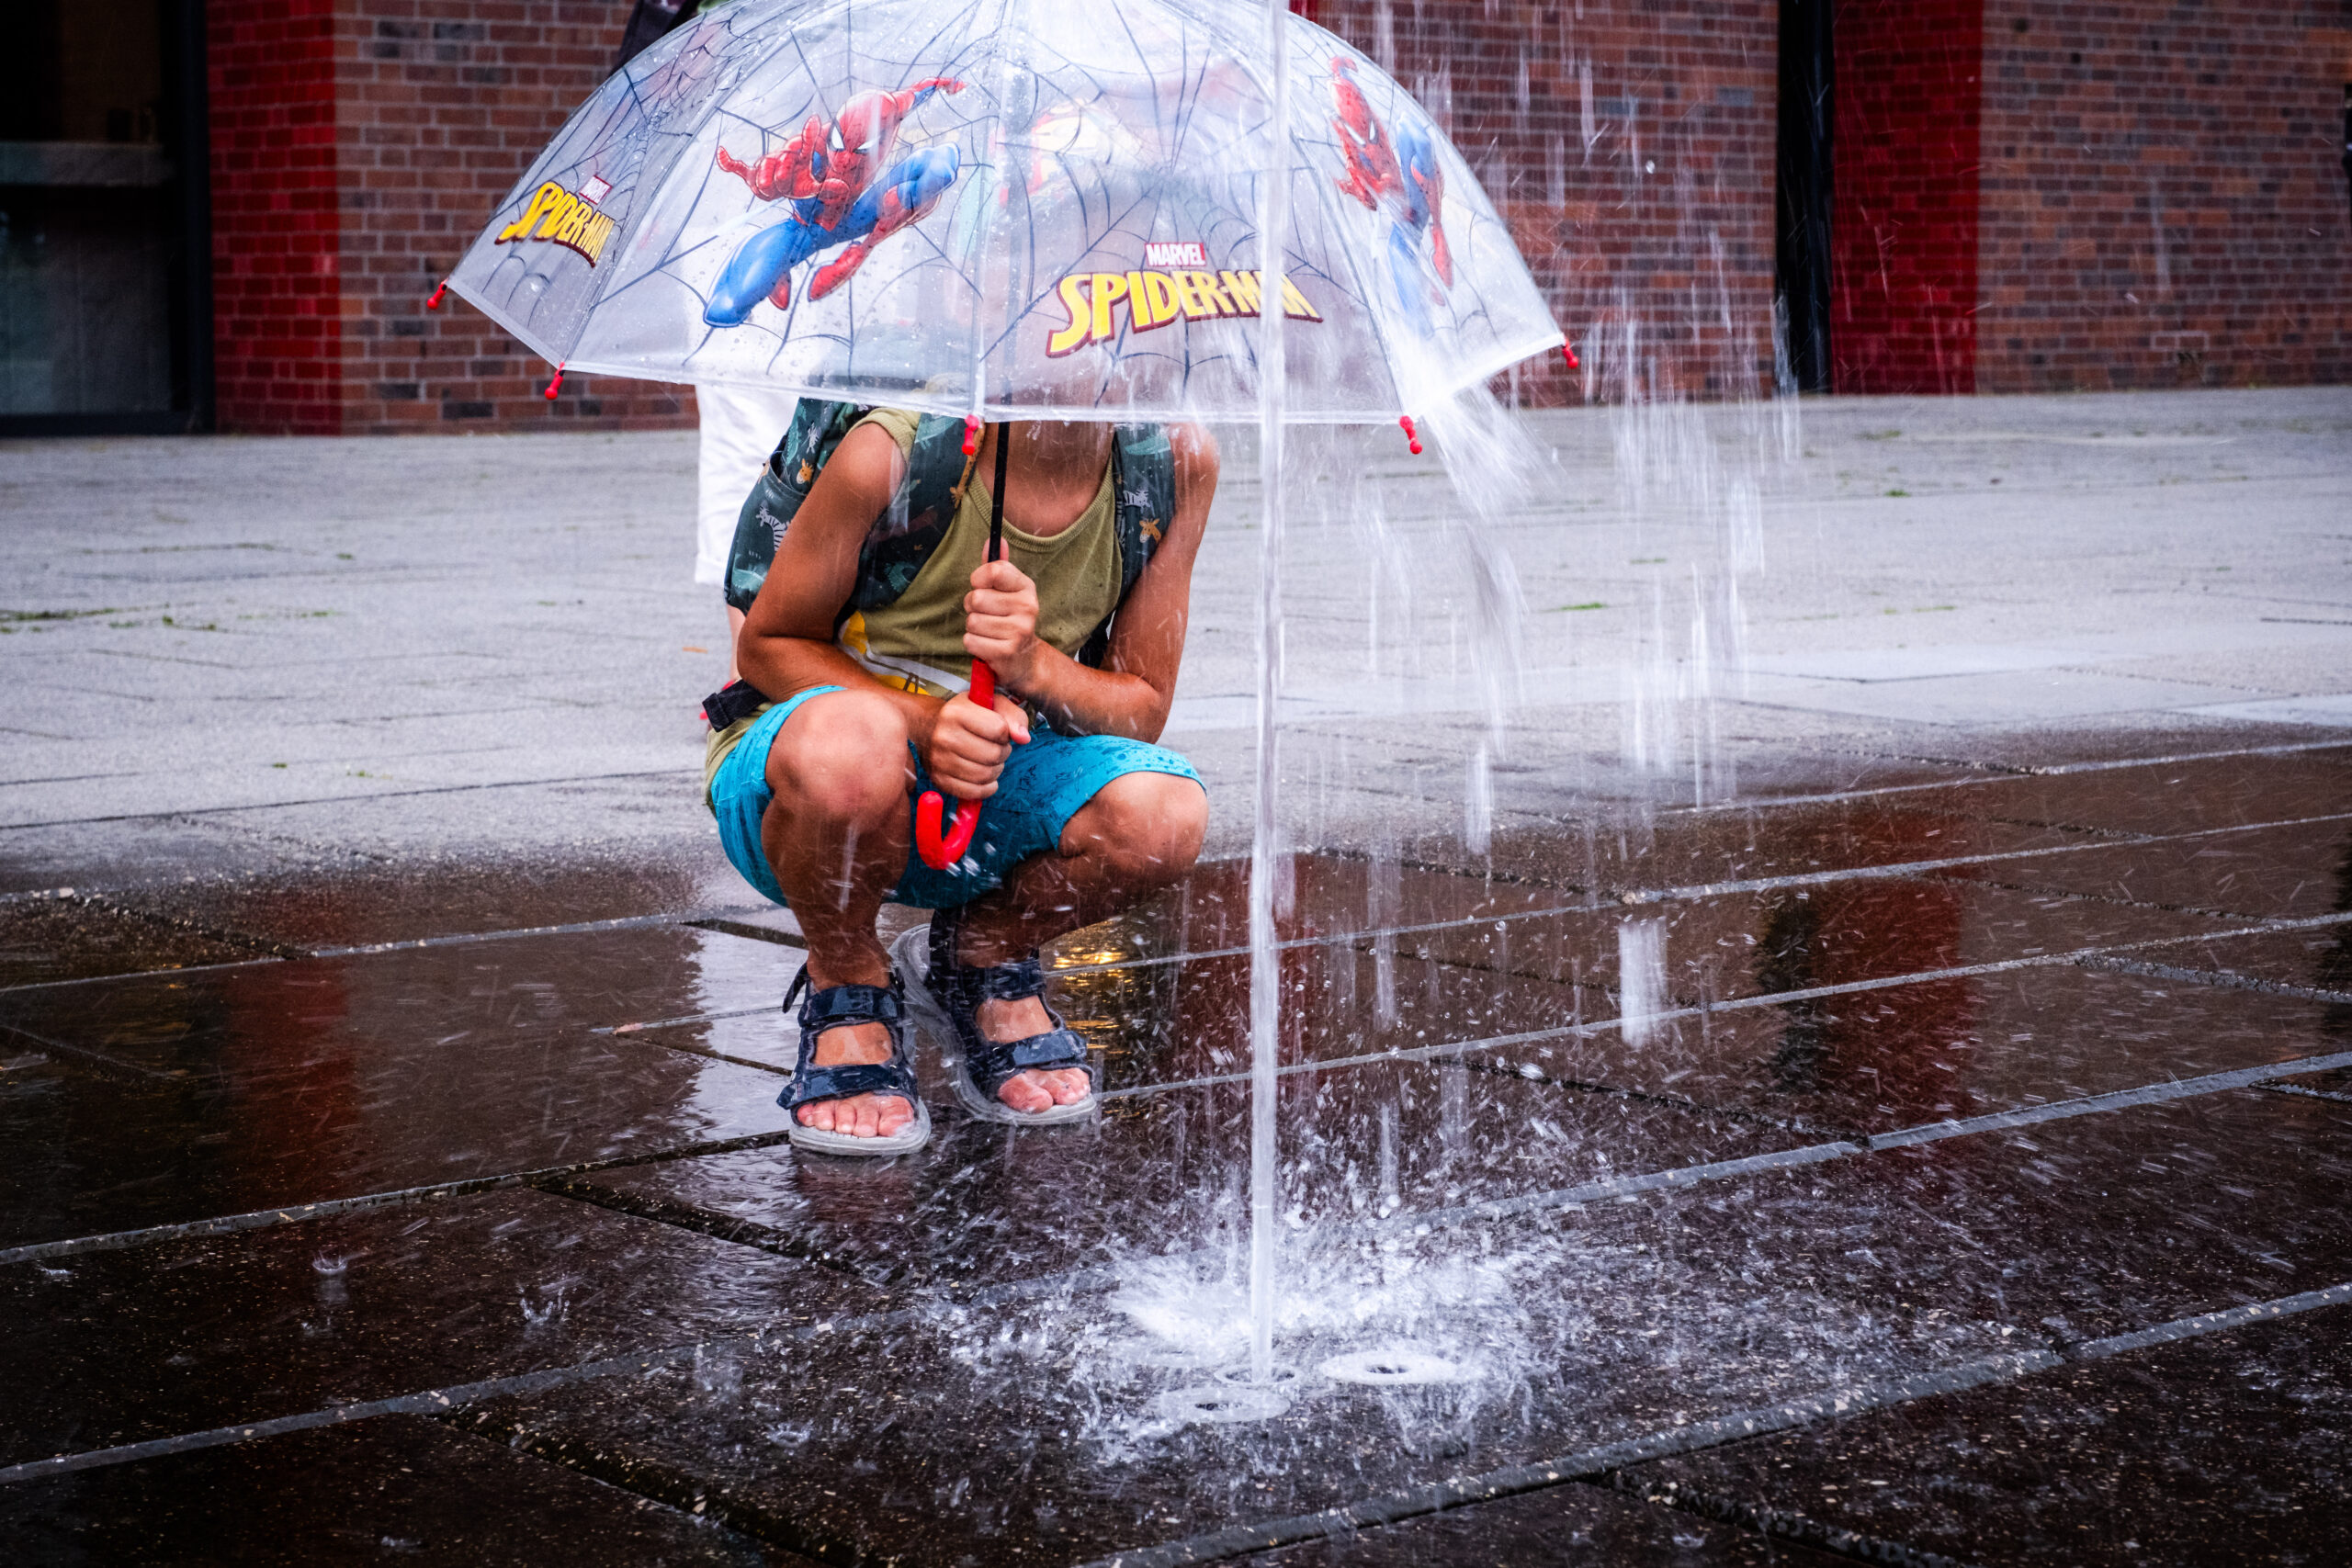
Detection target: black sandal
<box><xmin>777</xmin><ymin>968</ymin><xmax>932</xmax><ymax>1156</ymax></box>
<box><xmin>896</xmin><ymin>913</ymin><xmax>1099</xmax><ymax>1125</ymax></box>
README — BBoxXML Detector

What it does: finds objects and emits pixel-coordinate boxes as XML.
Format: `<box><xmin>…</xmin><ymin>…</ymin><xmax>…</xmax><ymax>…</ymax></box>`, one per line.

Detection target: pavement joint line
<box><xmin>1405</xmin><ymin>1045</ymin><xmax>2352</xmax><ymax>1234</ymax></box>
<box><xmin>1923</xmin><ymin>872</ymin><xmax>2269</xmax><ymax>926</ymax></box>
<box><xmin>1096</xmin><ymin>908</ymin><xmax>2352</xmax><ymax>1101</ymax></box>
<box><xmin>0</xmin><ymin>1020</ymin><xmax>183</xmax><ymax>1084</ymax></box>
<box><xmin>2075</xmin><ymin>953</ymin><xmax>2352</xmax><ymax>1008</ymax></box>
<box><xmin>1596</xmin><ymin>1472</ymin><xmax>1979</xmax><ymax>1568</ymax></box>
<box><xmin>1078</xmin><ymin>1280</ymin><xmax>2352</xmax><ymax>1568</ymax></box>
<box><xmin>2259</xmin><ymin>1082</ymin><xmax>2352</xmax><ymax>1105</ymax></box>
<box><xmin>1456</xmin><ymin>1055</ymin><xmax>1860</xmax><ymax>1141</ymax></box>
<box><xmin>0</xmin><ymin>902</ymin><xmax>780</xmax><ymax>997</ymax></box>
<box><xmin>0</xmin><ymin>1126</ymin><xmax>797</xmax><ymax>1269</ymax></box>
<box><xmin>0</xmin><ymin>765</ymin><xmax>702</xmax><ymax>834</ymax></box>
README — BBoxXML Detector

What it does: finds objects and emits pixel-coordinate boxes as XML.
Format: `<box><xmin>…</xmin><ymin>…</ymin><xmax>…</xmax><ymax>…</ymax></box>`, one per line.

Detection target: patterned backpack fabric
<box><xmin>721</xmin><ymin>400</ymin><xmax>1173</xmax><ymax>669</ymax></box>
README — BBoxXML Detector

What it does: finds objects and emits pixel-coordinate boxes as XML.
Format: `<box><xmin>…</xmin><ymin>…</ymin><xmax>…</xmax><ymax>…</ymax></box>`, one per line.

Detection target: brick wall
<box><xmin>1831</xmin><ymin>0</ymin><xmax>1984</xmax><ymax>394</ymax></box>
<box><xmin>208</xmin><ymin>0</ymin><xmax>344</xmax><ymax>432</ymax></box>
<box><xmin>336</xmin><ymin>0</ymin><xmax>690</xmax><ymax>434</ymax></box>
<box><xmin>207</xmin><ymin>0</ymin><xmax>694</xmax><ymax>434</ymax></box>
<box><xmin>1308</xmin><ymin>0</ymin><xmax>1783</xmax><ymax>404</ymax></box>
<box><xmin>1975</xmin><ymin>1</ymin><xmax>2352</xmax><ymax>392</ymax></box>
<box><xmin>204</xmin><ymin>0</ymin><xmax>2352</xmax><ymax>431</ymax></box>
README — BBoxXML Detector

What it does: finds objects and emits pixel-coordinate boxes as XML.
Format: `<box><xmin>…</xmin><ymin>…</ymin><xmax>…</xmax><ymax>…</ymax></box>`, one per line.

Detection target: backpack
<box><xmin>723</xmin><ymin>400</ymin><xmax>1175</xmax><ymax>669</ymax></box>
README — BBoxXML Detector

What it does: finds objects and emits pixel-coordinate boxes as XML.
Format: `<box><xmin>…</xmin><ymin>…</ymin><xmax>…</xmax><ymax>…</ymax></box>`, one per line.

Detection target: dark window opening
<box><xmin>0</xmin><ymin>0</ymin><xmax>209</xmax><ymax>434</ymax></box>
<box><xmin>1776</xmin><ymin>0</ymin><xmax>1835</xmax><ymax>393</ymax></box>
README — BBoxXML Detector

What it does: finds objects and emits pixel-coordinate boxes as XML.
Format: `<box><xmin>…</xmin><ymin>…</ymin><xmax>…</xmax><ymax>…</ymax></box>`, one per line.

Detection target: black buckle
<box><xmin>701</xmin><ymin>678</ymin><xmax>771</xmax><ymax>729</ymax></box>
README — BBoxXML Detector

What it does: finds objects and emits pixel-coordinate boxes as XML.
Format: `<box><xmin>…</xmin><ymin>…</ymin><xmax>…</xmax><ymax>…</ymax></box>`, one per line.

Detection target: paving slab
<box><xmin>1935</xmin><ymin>815</ymin><xmax>2352</xmax><ymax>921</ymax></box>
<box><xmin>0</xmin><ymin>929</ymin><xmax>795</xmax><ymax>1248</ymax></box>
<box><xmin>1467</xmin><ymin>961</ymin><xmax>2352</xmax><ymax>1136</ymax></box>
<box><xmin>1456</xmin><ymin>795</ymin><xmax>2093</xmax><ymax>901</ymax></box>
<box><xmin>1247</xmin><ymin>1481</ymin><xmax>1840</xmax><ymax>1566</ymax></box>
<box><xmin>1504</xmin><ymin>1086</ymin><xmax>2352</xmax><ymax>1346</ymax></box>
<box><xmin>1400</xmin><ymin>872</ymin><xmax>2233</xmax><ymax>1017</ymax></box>
<box><xmin>447</xmin><ymin>1076</ymin><xmax>2352</xmax><ymax>1568</ymax></box>
<box><xmin>453</xmin><ymin>1248</ymin><xmax>2011</xmax><ymax>1568</ymax></box>
<box><xmin>1918</xmin><ymin>749</ymin><xmax>2352</xmax><ymax>840</ymax></box>
<box><xmin>0</xmin><ymin>894</ymin><xmax>271</xmax><ymax>989</ymax></box>
<box><xmin>1621</xmin><ymin>1303</ymin><xmax>2352</xmax><ymax>1568</ymax></box>
<box><xmin>107</xmin><ymin>852</ymin><xmax>745</xmax><ymax>954</ymax></box>
<box><xmin>0</xmin><ymin>1185</ymin><xmax>874</xmax><ymax>1469</ymax></box>
<box><xmin>0</xmin><ymin>1413</ymin><xmax>786</xmax><ymax>1566</ymax></box>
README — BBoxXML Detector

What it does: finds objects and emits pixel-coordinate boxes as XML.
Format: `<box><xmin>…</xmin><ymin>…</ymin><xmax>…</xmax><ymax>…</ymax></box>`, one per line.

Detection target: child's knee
<box><xmin>773</xmin><ymin>692</ymin><xmax>908</xmax><ymax>818</ymax></box>
<box><xmin>1072</xmin><ymin>771</ymin><xmax>1206</xmax><ymax>875</ymax></box>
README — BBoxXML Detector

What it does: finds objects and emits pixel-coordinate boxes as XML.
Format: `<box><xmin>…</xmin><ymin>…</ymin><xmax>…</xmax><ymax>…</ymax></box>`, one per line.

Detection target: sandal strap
<box><xmin>968</xmin><ymin>1024</ymin><xmax>1091</xmax><ymax>1089</ymax></box>
<box><xmin>797</xmin><ymin>980</ymin><xmax>903</xmax><ymax>1030</ymax></box>
<box><xmin>784</xmin><ymin>1057</ymin><xmax>917</xmax><ymax>1111</ymax></box>
<box><xmin>976</xmin><ymin>955</ymin><xmax>1047</xmax><ymax>1002</ymax></box>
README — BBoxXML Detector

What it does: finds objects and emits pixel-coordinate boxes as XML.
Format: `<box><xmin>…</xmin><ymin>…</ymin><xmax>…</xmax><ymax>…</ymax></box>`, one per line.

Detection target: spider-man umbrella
<box><xmin>443</xmin><ymin>0</ymin><xmax>1564</xmax><ymax>867</ymax></box>
<box><xmin>443</xmin><ymin>0</ymin><xmax>1561</xmax><ymax>421</ymax></box>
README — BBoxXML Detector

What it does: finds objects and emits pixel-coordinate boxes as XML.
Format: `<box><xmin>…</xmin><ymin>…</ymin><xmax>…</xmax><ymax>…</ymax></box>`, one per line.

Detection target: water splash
<box><xmin>1617</xmin><ymin>917</ymin><xmax>1668</xmax><ymax>1045</ymax></box>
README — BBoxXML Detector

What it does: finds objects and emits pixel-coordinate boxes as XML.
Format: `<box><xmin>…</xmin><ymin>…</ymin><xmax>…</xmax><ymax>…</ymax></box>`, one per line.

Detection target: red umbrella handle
<box><xmin>914</xmin><ymin>660</ymin><xmax>994</xmax><ymax>870</ymax></box>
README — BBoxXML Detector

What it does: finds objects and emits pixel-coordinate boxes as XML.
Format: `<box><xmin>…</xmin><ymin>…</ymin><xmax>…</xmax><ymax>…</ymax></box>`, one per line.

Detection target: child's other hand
<box><xmin>925</xmin><ymin>689</ymin><xmax>1031</xmax><ymax>800</ymax></box>
<box><xmin>964</xmin><ymin>558</ymin><xmax>1042</xmax><ymax>691</ymax></box>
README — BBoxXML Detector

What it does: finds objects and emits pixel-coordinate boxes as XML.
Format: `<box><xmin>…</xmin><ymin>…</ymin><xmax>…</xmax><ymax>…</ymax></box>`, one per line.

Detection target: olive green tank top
<box><xmin>835</xmin><ymin>410</ymin><xmax>1123</xmax><ymax>700</ymax></box>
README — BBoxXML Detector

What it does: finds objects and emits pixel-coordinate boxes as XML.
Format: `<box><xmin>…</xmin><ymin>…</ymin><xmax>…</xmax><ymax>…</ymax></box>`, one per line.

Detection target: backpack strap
<box><xmin>846</xmin><ymin>412</ymin><xmax>976</xmax><ymax>612</ymax></box>
<box><xmin>1078</xmin><ymin>423</ymin><xmax>1176</xmax><ymax>669</ymax></box>
<box><xmin>722</xmin><ymin>399</ymin><xmax>861</xmax><ymax>615</ymax></box>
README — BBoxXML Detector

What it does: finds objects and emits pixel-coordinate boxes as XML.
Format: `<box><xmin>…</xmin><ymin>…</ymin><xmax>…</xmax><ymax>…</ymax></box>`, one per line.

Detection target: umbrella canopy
<box><xmin>445</xmin><ymin>0</ymin><xmax>1560</xmax><ymax>422</ymax></box>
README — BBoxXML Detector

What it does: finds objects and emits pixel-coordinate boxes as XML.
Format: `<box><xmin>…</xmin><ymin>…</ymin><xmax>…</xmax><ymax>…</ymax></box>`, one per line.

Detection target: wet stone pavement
<box><xmin>6</xmin><ymin>390</ymin><xmax>2352</xmax><ymax>1564</ymax></box>
<box><xmin>0</xmin><ymin>727</ymin><xmax>2346</xmax><ymax>1566</ymax></box>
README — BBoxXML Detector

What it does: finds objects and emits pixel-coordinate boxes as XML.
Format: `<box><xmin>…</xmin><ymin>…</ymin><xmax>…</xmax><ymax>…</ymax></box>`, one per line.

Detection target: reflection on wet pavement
<box><xmin>3</xmin><ymin>736</ymin><xmax>2349</xmax><ymax>1564</ymax></box>
<box><xmin>0</xmin><ymin>1414</ymin><xmax>779</xmax><ymax>1565</ymax></box>
<box><xmin>1623</xmin><ymin>1306</ymin><xmax>2352</xmax><ymax>1568</ymax></box>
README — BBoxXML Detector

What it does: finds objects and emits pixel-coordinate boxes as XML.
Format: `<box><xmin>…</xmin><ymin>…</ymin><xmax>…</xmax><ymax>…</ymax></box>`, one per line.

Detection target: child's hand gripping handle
<box><xmin>918</xmin><ymin>416</ymin><xmax>1012</xmax><ymax>873</ymax></box>
<box><xmin>914</xmin><ymin>660</ymin><xmax>994</xmax><ymax>870</ymax></box>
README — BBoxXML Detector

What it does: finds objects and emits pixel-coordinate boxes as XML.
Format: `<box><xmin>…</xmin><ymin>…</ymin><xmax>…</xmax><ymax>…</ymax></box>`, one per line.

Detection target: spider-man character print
<box><xmin>1329</xmin><ymin>56</ymin><xmax>1453</xmax><ymax>333</ymax></box>
<box><xmin>704</xmin><ymin>78</ymin><xmax>966</xmax><ymax>327</ymax></box>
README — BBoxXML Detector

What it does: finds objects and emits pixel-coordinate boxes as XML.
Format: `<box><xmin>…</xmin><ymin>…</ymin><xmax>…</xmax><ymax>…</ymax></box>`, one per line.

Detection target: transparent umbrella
<box><xmin>440</xmin><ymin>0</ymin><xmax>1564</xmax><ymax>422</ymax></box>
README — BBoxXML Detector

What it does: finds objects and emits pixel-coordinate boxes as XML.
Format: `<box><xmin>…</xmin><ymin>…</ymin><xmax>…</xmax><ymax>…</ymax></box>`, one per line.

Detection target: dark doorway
<box><xmin>1776</xmin><ymin>0</ymin><xmax>1835</xmax><ymax>394</ymax></box>
<box><xmin>0</xmin><ymin>0</ymin><xmax>211</xmax><ymax>434</ymax></box>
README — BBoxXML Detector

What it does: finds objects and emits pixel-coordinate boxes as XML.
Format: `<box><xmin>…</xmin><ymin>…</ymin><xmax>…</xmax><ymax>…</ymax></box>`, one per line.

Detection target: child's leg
<box><xmin>759</xmin><ymin>688</ymin><xmax>919</xmax><ymax>1138</ymax></box>
<box><xmin>952</xmin><ymin>770</ymin><xmax>1208</xmax><ymax>1113</ymax></box>
<box><xmin>956</xmin><ymin>770</ymin><xmax>1208</xmax><ymax>966</ymax></box>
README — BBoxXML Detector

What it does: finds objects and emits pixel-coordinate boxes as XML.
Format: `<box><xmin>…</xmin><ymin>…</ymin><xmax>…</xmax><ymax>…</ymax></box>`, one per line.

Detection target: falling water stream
<box><xmin>1244</xmin><ymin>0</ymin><xmax>1293</xmax><ymax>1389</ymax></box>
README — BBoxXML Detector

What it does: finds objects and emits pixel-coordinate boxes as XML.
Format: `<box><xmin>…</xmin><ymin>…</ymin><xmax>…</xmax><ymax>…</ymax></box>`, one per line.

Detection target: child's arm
<box><xmin>736</xmin><ymin>424</ymin><xmax>1030</xmax><ymax>801</ymax></box>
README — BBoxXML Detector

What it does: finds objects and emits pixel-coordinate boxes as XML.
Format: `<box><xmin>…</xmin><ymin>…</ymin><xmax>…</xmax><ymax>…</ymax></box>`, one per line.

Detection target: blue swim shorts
<box><xmin>708</xmin><ymin>684</ymin><xmax>1204</xmax><ymax>910</ymax></box>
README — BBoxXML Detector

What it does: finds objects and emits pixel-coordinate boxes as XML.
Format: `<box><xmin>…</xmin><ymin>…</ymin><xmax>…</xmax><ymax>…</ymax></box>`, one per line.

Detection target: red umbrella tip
<box><xmin>1561</xmin><ymin>341</ymin><xmax>1579</xmax><ymax>370</ymax></box>
<box><xmin>1399</xmin><ymin>414</ymin><xmax>1422</xmax><ymax>457</ymax></box>
<box><xmin>543</xmin><ymin>363</ymin><xmax>566</xmax><ymax>400</ymax></box>
<box><xmin>962</xmin><ymin>415</ymin><xmax>981</xmax><ymax>457</ymax></box>
<box><xmin>424</xmin><ymin>280</ymin><xmax>448</xmax><ymax>310</ymax></box>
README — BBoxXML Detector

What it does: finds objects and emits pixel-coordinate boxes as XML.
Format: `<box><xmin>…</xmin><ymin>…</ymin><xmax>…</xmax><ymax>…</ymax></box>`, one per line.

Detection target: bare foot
<box><xmin>797</xmin><ymin>1017</ymin><xmax>917</xmax><ymax>1139</ymax></box>
<box><xmin>973</xmin><ymin>994</ymin><xmax>1092</xmax><ymax>1113</ymax></box>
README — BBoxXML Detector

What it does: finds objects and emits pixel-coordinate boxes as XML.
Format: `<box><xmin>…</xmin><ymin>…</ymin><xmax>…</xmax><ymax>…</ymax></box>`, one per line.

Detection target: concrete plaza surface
<box><xmin>0</xmin><ymin>386</ymin><xmax>2349</xmax><ymax>1565</ymax></box>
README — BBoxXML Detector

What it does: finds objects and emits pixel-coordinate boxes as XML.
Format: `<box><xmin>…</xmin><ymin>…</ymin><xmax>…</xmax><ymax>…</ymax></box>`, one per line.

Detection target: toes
<box><xmin>1048</xmin><ymin>1067</ymin><xmax>1090</xmax><ymax>1104</ymax></box>
<box><xmin>999</xmin><ymin>1072</ymin><xmax>1051</xmax><ymax>1113</ymax></box>
<box><xmin>877</xmin><ymin>1095</ymin><xmax>911</xmax><ymax>1135</ymax></box>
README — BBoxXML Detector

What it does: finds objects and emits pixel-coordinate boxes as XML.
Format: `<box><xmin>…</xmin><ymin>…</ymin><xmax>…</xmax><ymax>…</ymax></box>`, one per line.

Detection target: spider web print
<box><xmin>447</xmin><ymin>0</ymin><xmax>1560</xmax><ymax>422</ymax></box>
